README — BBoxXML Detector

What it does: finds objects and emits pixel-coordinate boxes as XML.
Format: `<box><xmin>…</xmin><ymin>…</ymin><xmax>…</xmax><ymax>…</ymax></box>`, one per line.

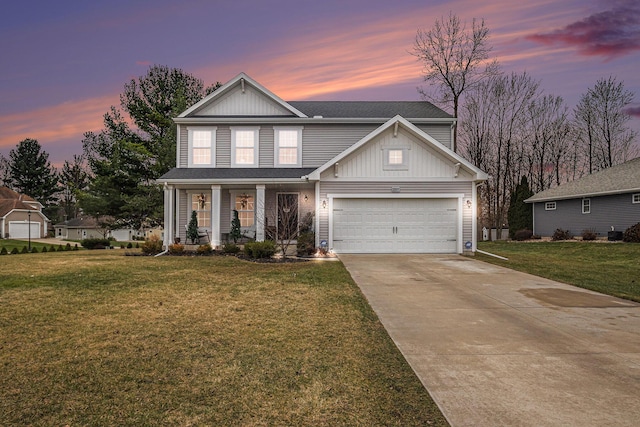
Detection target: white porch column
<box><xmin>211</xmin><ymin>185</ymin><xmax>221</xmax><ymax>248</ymax></box>
<box><xmin>163</xmin><ymin>184</ymin><xmax>174</xmax><ymax>248</ymax></box>
<box><xmin>256</xmin><ymin>184</ymin><xmax>266</xmax><ymax>242</ymax></box>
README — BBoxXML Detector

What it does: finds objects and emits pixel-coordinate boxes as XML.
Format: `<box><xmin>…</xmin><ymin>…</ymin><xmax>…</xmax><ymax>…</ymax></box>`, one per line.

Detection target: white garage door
<box><xmin>332</xmin><ymin>198</ymin><xmax>458</xmax><ymax>253</ymax></box>
<box><xmin>9</xmin><ymin>221</ymin><xmax>41</xmax><ymax>239</ymax></box>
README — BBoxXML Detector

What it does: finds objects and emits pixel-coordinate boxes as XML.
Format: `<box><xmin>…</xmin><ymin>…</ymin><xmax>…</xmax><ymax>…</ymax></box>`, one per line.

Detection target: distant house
<box><xmin>525</xmin><ymin>157</ymin><xmax>640</xmax><ymax>237</ymax></box>
<box><xmin>0</xmin><ymin>186</ymin><xmax>50</xmax><ymax>239</ymax></box>
<box><xmin>54</xmin><ymin>217</ymin><xmax>154</xmax><ymax>241</ymax></box>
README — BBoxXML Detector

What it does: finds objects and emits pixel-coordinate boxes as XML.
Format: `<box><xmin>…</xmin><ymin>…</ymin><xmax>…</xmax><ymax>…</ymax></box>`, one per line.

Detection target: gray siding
<box><xmin>216</xmin><ymin>126</ymin><xmax>231</xmax><ymax>167</ymax></box>
<box><xmin>259</xmin><ymin>127</ymin><xmax>274</xmax><ymax>167</ymax></box>
<box><xmin>415</xmin><ymin>124</ymin><xmax>452</xmax><ymax>149</ymax></box>
<box><xmin>178</xmin><ymin>125</ymin><xmax>188</xmax><ymax>168</ymax></box>
<box><xmin>318</xmin><ymin>181</ymin><xmax>474</xmax><ymax>249</ymax></box>
<box><xmin>302</xmin><ymin>124</ymin><xmax>379</xmax><ymax>167</ymax></box>
<box><xmin>532</xmin><ymin>193</ymin><xmax>640</xmax><ymax>237</ymax></box>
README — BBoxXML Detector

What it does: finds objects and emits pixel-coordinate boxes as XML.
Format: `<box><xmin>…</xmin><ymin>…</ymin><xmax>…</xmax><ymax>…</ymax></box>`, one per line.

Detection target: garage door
<box><xmin>9</xmin><ymin>221</ymin><xmax>41</xmax><ymax>239</ymax></box>
<box><xmin>332</xmin><ymin>198</ymin><xmax>457</xmax><ymax>253</ymax></box>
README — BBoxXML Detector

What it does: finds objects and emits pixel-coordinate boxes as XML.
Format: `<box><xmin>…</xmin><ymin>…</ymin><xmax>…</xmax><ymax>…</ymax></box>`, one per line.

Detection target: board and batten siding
<box><xmin>318</xmin><ymin>181</ymin><xmax>474</xmax><ymax>250</ymax></box>
<box><xmin>533</xmin><ymin>193</ymin><xmax>640</xmax><ymax>237</ymax></box>
<box><xmin>194</xmin><ymin>84</ymin><xmax>294</xmax><ymax>116</ymax></box>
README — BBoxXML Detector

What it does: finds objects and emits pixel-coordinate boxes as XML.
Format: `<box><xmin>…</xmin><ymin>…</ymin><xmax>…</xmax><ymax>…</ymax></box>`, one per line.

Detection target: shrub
<box><xmin>196</xmin><ymin>244</ymin><xmax>213</xmax><ymax>255</ymax></box>
<box><xmin>244</xmin><ymin>240</ymin><xmax>276</xmax><ymax>259</ymax></box>
<box><xmin>127</xmin><ymin>242</ymin><xmax>133</xmax><ymax>249</ymax></box>
<box><xmin>222</xmin><ymin>242</ymin><xmax>240</xmax><ymax>254</ymax></box>
<box><xmin>65</xmin><ymin>243</ymin><xmax>72</xmax><ymax>251</ymax></box>
<box><xmin>552</xmin><ymin>228</ymin><xmax>572</xmax><ymax>241</ymax></box>
<box><xmin>49</xmin><ymin>245</ymin><xmax>56</xmax><ymax>252</ymax></box>
<box><xmin>58</xmin><ymin>244</ymin><xmax>64</xmax><ymax>251</ymax></box>
<box><xmin>81</xmin><ymin>238</ymin><xmax>110</xmax><ymax>249</ymax></box>
<box><xmin>581</xmin><ymin>229</ymin><xmax>598</xmax><ymax>241</ymax></box>
<box><xmin>11</xmin><ymin>247</ymin><xmax>19</xmax><ymax>254</ymax></box>
<box><xmin>141</xmin><ymin>235</ymin><xmax>163</xmax><ymax>255</ymax></box>
<box><xmin>31</xmin><ymin>247</ymin><xmax>39</xmax><ymax>253</ymax></box>
<box><xmin>21</xmin><ymin>246</ymin><xmax>28</xmax><ymax>254</ymax></box>
<box><xmin>0</xmin><ymin>247</ymin><xmax>7</xmax><ymax>255</ymax></box>
<box><xmin>623</xmin><ymin>222</ymin><xmax>640</xmax><ymax>243</ymax></box>
<box><xmin>73</xmin><ymin>244</ymin><xmax>79</xmax><ymax>251</ymax></box>
<box><xmin>513</xmin><ymin>229</ymin><xmax>533</xmax><ymax>241</ymax></box>
<box><xmin>41</xmin><ymin>246</ymin><xmax>48</xmax><ymax>253</ymax></box>
<box><xmin>297</xmin><ymin>231</ymin><xmax>316</xmax><ymax>256</ymax></box>
<box><xmin>168</xmin><ymin>243</ymin><xmax>185</xmax><ymax>255</ymax></box>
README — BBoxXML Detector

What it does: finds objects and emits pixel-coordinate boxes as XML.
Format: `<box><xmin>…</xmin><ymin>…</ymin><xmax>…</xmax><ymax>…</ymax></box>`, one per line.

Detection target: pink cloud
<box><xmin>527</xmin><ymin>1</ymin><xmax>640</xmax><ymax>60</ymax></box>
<box><xmin>624</xmin><ymin>106</ymin><xmax>640</xmax><ymax>118</ymax></box>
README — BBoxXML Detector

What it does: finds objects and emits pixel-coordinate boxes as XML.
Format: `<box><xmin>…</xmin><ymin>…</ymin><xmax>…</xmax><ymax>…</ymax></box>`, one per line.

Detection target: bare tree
<box><xmin>413</xmin><ymin>11</ymin><xmax>499</xmax><ymax>152</ymax></box>
<box><xmin>0</xmin><ymin>154</ymin><xmax>10</xmax><ymax>188</ymax></box>
<box><xmin>574</xmin><ymin>76</ymin><xmax>638</xmax><ymax>173</ymax></box>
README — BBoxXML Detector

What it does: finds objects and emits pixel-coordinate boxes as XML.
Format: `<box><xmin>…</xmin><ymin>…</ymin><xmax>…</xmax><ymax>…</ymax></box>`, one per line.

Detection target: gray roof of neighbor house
<box><xmin>54</xmin><ymin>217</ymin><xmax>100</xmax><ymax>228</ymax></box>
<box><xmin>159</xmin><ymin>168</ymin><xmax>316</xmax><ymax>181</ymax></box>
<box><xmin>525</xmin><ymin>157</ymin><xmax>640</xmax><ymax>203</ymax></box>
<box><xmin>287</xmin><ymin>101</ymin><xmax>453</xmax><ymax>119</ymax></box>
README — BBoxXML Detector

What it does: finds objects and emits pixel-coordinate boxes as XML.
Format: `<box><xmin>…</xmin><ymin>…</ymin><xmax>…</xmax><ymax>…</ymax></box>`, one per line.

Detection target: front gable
<box><xmin>179</xmin><ymin>73</ymin><xmax>307</xmax><ymax>118</ymax></box>
<box><xmin>312</xmin><ymin>116</ymin><xmax>486</xmax><ymax>181</ymax></box>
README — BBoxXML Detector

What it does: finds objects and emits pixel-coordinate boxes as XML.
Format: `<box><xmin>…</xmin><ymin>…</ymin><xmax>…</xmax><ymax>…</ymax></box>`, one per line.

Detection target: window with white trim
<box><xmin>545</xmin><ymin>202</ymin><xmax>556</xmax><ymax>210</ymax></box>
<box><xmin>191</xmin><ymin>192</ymin><xmax>211</xmax><ymax>227</ymax></box>
<box><xmin>188</xmin><ymin>127</ymin><xmax>216</xmax><ymax>167</ymax></box>
<box><xmin>633</xmin><ymin>194</ymin><xmax>640</xmax><ymax>204</ymax></box>
<box><xmin>231</xmin><ymin>127</ymin><xmax>259</xmax><ymax>167</ymax></box>
<box><xmin>582</xmin><ymin>198</ymin><xmax>590</xmax><ymax>214</ymax></box>
<box><xmin>232</xmin><ymin>192</ymin><xmax>255</xmax><ymax>228</ymax></box>
<box><xmin>383</xmin><ymin>147</ymin><xmax>409</xmax><ymax>170</ymax></box>
<box><xmin>274</xmin><ymin>127</ymin><xmax>302</xmax><ymax>167</ymax></box>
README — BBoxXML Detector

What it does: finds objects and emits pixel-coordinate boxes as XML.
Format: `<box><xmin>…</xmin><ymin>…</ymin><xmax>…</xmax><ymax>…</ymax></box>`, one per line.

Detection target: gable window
<box><xmin>191</xmin><ymin>192</ymin><xmax>211</xmax><ymax>227</ymax></box>
<box><xmin>383</xmin><ymin>147</ymin><xmax>409</xmax><ymax>170</ymax></box>
<box><xmin>188</xmin><ymin>127</ymin><xmax>216</xmax><ymax>167</ymax></box>
<box><xmin>232</xmin><ymin>192</ymin><xmax>255</xmax><ymax>228</ymax></box>
<box><xmin>633</xmin><ymin>194</ymin><xmax>640</xmax><ymax>204</ymax></box>
<box><xmin>545</xmin><ymin>202</ymin><xmax>556</xmax><ymax>210</ymax></box>
<box><xmin>582</xmin><ymin>198</ymin><xmax>591</xmax><ymax>214</ymax></box>
<box><xmin>231</xmin><ymin>127</ymin><xmax>260</xmax><ymax>167</ymax></box>
<box><xmin>274</xmin><ymin>127</ymin><xmax>302</xmax><ymax>167</ymax></box>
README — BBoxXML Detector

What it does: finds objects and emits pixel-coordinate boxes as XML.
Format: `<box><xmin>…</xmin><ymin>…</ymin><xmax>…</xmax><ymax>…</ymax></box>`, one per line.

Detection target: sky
<box><xmin>1</xmin><ymin>0</ymin><xmax>639</xmax><ymax>167</ymax></box>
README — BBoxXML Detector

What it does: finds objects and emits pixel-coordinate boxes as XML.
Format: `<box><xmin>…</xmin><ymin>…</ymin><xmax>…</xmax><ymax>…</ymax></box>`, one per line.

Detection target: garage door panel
<box><xmin>332</xmin><ymin>198</ymin><xmax>457</xmax><ymax>254</ymax></box>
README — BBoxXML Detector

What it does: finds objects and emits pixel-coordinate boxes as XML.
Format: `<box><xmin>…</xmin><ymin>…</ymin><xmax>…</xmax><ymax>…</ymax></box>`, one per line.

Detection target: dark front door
<box><xmin>277</xmin><ymin>193</ymin><xmax>299</xmax><ymax>240</ymax></box>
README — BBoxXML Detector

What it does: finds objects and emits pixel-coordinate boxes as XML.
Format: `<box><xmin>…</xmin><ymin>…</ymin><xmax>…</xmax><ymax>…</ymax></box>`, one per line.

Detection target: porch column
<box><xmin>163</xmin><ymin>184</ymin><xmax>174</xmax><ymax>248</ymax></box>
<box><xmin>211</xmin><ymin>185</ymin><xmax>221</xmax><ymax>248</ymax></box>
<box><xmin>256</xmin><ymin>184</ymin><xmax>265</xmax><ymax>242</ymax></box>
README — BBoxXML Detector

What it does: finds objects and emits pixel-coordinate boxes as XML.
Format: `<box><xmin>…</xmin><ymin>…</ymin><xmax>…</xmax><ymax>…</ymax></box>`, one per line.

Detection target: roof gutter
<box><xmin>525</xmin><ymin>187</ymin><xmax>640</xmax><ymax>203</ymax></box>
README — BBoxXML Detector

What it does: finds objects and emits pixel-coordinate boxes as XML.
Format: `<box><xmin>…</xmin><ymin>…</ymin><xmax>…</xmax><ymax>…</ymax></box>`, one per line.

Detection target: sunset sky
<box><xmin>1</xmin><ymin>0</ymin><xmax>639</xmax><ymax>167</ymax></box>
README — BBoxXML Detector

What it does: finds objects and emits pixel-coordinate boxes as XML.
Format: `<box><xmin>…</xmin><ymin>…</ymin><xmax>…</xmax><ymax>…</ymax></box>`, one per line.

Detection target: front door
<box><xmin>277</xmin><ymin>193</ymin><xmax>299</xmax><ymax>241</ymax></box>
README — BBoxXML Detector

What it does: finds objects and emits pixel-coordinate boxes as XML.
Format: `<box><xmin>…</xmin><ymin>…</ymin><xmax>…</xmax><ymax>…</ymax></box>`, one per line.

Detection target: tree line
<box><xmin>0</xmin><ymin>66</ymin><xmax>220</xmax><ymax>233</ymax></box>
<box><xmin>413</xmin><ymin>12</ymin><xmax>638</xmax><ymax>237</ymax></box>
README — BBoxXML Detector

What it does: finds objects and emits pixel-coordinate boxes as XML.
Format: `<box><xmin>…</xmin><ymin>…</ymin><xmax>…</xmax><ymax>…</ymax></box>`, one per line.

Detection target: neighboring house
<box><xmin>525</xmin><ymin>157</ymin><xmax>640</xmax><ymax>237</ymax></box>
<box><xmin>0</xmin><ymin>186</ymin><xmax>50</xmax><ymax>239</ymax></box>
<box><xmin>54</xmin><ymin>217</ymin><xmax>156</xmax><ymax>241</ymax></box>
<box><xmin>158</xmin><ymin>73</ymin><xmax>487</xmax><ymax>254</ymax></box>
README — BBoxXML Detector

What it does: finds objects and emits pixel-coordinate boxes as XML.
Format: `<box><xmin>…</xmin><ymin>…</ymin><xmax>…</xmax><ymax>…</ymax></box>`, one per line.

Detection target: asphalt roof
<box><xmin>159</xmin><ymin>168</ymin><xmax>316</xmax><ymax>181</ymax></box>
<box><xmin>526</xmin><ymin>157</ymin><xmax>640</xmax><ymax>202</ymax></box>
<box><xmin>287</xmin><ymin>101</ymin><xmax>452</xmax><ymax>119</ymax></box>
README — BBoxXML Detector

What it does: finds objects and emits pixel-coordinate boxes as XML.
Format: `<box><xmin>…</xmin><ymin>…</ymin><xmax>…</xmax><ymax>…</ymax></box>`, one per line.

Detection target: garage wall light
<box><xmin>322</xmin><ymin>200</ymin><xmax>327</xmax><ymax>209</ymax></box>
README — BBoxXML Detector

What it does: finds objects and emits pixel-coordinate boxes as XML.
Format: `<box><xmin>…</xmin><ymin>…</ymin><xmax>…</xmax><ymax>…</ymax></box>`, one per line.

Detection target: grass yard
<box><xmin>0</xmin><ymin>251</ymin><xmax>448</xmax><ymax>426</ymax></box>
<box><xmin>477</xmin><ymin>241</ymin><xmax>640</xmax><ymax>302</ymax></box>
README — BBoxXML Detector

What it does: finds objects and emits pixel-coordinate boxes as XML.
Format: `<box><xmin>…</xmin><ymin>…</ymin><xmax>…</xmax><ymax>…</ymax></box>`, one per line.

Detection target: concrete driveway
<box><xmin>339</xmin><ymin>254</ymin><xmax>640</xmax><ymax>427</ymax></box>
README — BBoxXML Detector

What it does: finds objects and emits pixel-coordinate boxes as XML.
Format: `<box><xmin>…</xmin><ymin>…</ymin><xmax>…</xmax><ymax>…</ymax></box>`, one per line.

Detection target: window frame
<box><xmin>231</xmin><ymin>127</ymin><xmax>260</xmax><ymax>168</ymax></box>
<box><xmin>187</xmin><ymin>127</ymin><xmax>217</xmax><ymax>167</ymax></box>
<box><xmin>382</xmin><ymin>147</ymin><xmax>409</xmax><ymax>171</ymax></box>
<box><xmin>545</xmin><ymin>201</ymin><xmax>557</xmax><ymax>211</ymax></box>
<box><xmin>633</xmin><ymin>193</ymin><xmax>640</xmax><ymax>204</ymax></box>
<box><xmin>189</xmin><ymin>191</ymin><xmax>212</xmax><ymax>228</ymax></box>
<box><xmin>274</xmin><ymin>127</ymin><xmax>303</xmax><ymax>167</ymax></box>
<box><xmin>582</xmin><ymin>198</ymin><xmax>591</xmax><ymax>214</ymax></box>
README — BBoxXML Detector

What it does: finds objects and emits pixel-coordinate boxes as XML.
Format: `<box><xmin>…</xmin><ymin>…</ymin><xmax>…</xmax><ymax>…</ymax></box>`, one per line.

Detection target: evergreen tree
<box><xmin>8</xmin><ymin>138</ymin><xmax>59</xmax><ymax>217</ymax></box>
<box><xmin>230</xmin><ymin>209</ymin><xmax>242</xmax><ymax>243</ymax></box>
<box><xmin>507</xmin><ymin>176</ymin><xmax>534</xmax><ymax>238</ymax></box>
<box><xmin>187</xmin><ymin>210</ymin><xmax>200</xmax><ymax>244</ymax></box>
<box><xmin>60</xmin><ymin>154</ymin><xmax>89</xmax><ymax>220</ymax></box>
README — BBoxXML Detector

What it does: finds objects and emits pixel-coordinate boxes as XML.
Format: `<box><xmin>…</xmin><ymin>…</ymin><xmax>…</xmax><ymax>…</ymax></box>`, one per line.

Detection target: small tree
<box><xmin>187</xmin><ymin>210</ymin><xmax>199</xmax><ymax>244</ymax></box>
<box><xmin>507</xmin><ymin>176</ymin><xmax>533</xmax><ymax>239</ymax></box>
<box><xmin>230</xmin><ymin>209</ymin><xmax>242</xmax><ymax>243</ymax></box>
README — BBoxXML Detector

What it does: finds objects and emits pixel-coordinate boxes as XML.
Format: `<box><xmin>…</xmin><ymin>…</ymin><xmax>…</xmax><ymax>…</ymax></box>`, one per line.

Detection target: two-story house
<box><xmin>158</xmin><ymin>73</ymin><xmax>487</xmax><ymax>254</ymax></box>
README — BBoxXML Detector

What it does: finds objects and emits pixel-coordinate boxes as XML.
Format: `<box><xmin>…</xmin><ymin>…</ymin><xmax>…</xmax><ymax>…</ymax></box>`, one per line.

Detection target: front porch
<box><xmin>163</xmin><ymin>183</ymin><xmax>316</xmax><ymax>248</ymax></box>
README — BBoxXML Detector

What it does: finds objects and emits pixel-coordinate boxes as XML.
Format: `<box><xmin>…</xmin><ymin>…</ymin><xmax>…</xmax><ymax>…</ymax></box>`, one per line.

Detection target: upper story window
<box><xmin>188</xmin><ymin>127</ymin><xmax>216</xmax><ymax>167</ymax></box>
<box><xmin>633</xmin><ymin>194</ymin><xmax>640</xmax><ymax>204</ymax></box>
<box><xmin>545</xmin><ymin>201</ymin><xmax>556</xmax><ymax>210</ymax></box>
<box><xmin>231</xmin><ymin>127</ymin><xmax>260</xmax><ymax>167</ymax></box>
<box><xmin>383</xmin><ymin>147</ymin><xmax>408</xmax><ymax>170</ymax></box>
<box><xmin>582</xmin><ymin>198</ymin><xmax>591</xmax><ymax>214</ymax></box>
<box><xmin>274</xmin><ymin>127</ymin><xmax>302</xmax><ymax>167</ymax></box>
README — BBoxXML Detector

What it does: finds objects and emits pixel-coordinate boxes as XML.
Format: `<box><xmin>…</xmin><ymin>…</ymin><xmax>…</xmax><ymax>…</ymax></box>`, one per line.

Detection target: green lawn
<box><xmin>477</xmin><ymin>241</ymin><xmax>640</xmax><ymax>302</ymax></box>
<box><xmin>0</xmin><ymin>251</ymin><xmax>448</xmax><ymax>426</ymax></box>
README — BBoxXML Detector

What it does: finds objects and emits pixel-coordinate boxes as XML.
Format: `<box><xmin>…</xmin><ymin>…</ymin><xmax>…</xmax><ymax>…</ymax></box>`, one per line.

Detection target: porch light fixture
<box><xmin>322</xmin><ymin>200</ymin><xmax>327</xmax><ymax>209</ymax></box>
<box><xmin>466</xmin><ymin>199</ymin><xmax>472</xmax><ymax>209</ymax></box>
<box><xmin>304</xmin><ymin>194</ymin><xmax>308</xmax><ymax>202</ymax></box>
